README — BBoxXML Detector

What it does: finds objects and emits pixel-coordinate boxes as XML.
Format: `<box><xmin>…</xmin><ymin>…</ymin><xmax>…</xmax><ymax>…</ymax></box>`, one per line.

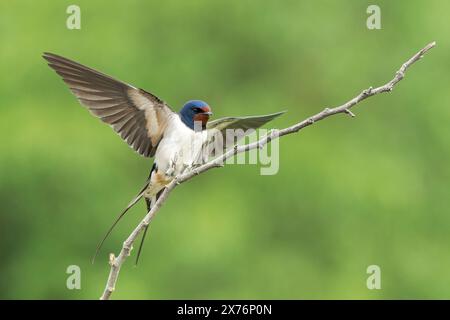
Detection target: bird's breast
<box><xmin>154</xmin><ymin>116</ymin><xmax>207</xmax><ymax>175</ymax></box>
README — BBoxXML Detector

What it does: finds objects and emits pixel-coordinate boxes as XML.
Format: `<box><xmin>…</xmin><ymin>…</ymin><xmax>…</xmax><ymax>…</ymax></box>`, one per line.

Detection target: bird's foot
<box><xmin>165</xmin><ymin>167</ymin><xmax>175</xmax><ymax>177</ymax></box>
<box><xmin>164</xmin><ymin>160</ymin><xmax>177</xmax><ymax>177</ymax></box>
<box><xmin>184</xmin><ymin>163</ymin><xmax>201</xmax><ymax>175</ymax></box>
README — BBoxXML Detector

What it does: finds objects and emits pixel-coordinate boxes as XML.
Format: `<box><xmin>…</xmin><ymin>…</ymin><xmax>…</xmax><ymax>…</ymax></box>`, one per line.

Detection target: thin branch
<box><xmin>99</xmin><ymin>41</ymin><xmax>436</xmax><ymax>300</ymax></box>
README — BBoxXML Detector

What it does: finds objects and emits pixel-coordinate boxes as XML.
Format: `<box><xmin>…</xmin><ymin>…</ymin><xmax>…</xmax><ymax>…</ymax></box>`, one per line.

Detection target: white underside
<box><xmin>145</xmin><ymin>114</ymin><xmax>207</xmax><ymax>197</ymax></box>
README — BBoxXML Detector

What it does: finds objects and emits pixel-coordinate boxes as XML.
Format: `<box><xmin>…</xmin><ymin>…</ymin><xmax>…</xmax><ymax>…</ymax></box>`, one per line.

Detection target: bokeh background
<box><xmin>1</xmin><ymin>0</ymin><xmax>449</xmax><ymax>299</ymax></box>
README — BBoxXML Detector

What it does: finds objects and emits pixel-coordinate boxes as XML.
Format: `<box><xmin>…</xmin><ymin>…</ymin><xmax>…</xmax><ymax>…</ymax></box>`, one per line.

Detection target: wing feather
<box><xmin>205</xmin><ymin>111</ymin><xmax>285</xmax><ymax>157</ymax></box>
<box><xmin>43</xmin><ymin>52</ymin><xmax>174</xmax><ymax>157</ymax></box>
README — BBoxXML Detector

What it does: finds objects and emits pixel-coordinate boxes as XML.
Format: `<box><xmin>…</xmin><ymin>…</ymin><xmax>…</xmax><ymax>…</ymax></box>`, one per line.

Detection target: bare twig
<box><xmin>99</xmin><ymin>41</ymin><xmax>436</xmax><ymax>300</ymax></box>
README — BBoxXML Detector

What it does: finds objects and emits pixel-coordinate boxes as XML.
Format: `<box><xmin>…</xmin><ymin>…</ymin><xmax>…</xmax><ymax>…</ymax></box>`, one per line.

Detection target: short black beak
<box><xmin>203</xmin><ymin>111</ymin><xmax>213</xmax><ymax>116</ymax></box>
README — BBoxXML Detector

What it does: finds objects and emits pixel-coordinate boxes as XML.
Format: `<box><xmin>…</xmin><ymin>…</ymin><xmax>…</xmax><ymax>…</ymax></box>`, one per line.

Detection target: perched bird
<box><xmin>43</xmin><ymin>53</ymin><xmax>285</xmax><ymax>263</ymax></box>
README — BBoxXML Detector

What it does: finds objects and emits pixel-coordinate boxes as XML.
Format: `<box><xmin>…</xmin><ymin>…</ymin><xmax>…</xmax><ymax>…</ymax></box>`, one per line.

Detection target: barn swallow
<box><xmin>43</xmin><ymin>53</ymin><xmax>285</xmax><ymax>263</ymax></box>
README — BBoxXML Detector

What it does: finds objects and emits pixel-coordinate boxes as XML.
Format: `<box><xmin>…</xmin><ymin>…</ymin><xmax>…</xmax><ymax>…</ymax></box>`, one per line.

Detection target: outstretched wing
<box><xmin>205</xmin><ymin>111</ymin><xmax>285</xmax><ymax>157</ymax></box>
<box><xmin>43</xmin><ymin>52</ymin><xmax>174</xmax><ymax>157</ymax></box>
<box><xmin>207</xmin><ymin>111</ymin><xmax>285</xmax><ymax>133</ymax></box>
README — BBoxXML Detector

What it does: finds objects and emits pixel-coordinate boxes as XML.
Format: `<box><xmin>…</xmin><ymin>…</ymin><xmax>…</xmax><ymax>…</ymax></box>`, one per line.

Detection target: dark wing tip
<box><xmin>271</xmin><ymin>110</ymin><xmax>287</xmax><ymax>118</ymax></box>
<box><xmin>42</xmin><ymin>52</ymin><xmax>60</xmax><ymax>61</ymax></box>
<box><xmin>42</xmin><ymin>52</ymin><xmax>71</xmax><ymax>69</ymax></box>
<box><xmin>258</xmin><ymin>110</ymin><xmax>287</xmax><ymax>121</ymax></box>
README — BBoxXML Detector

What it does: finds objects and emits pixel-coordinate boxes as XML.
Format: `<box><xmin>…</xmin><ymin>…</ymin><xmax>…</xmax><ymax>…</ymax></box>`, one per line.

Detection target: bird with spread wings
<box><xmin>43</xmin><ymin>53</ymin><xmax>285</xmax><ymax>264</ymax></box>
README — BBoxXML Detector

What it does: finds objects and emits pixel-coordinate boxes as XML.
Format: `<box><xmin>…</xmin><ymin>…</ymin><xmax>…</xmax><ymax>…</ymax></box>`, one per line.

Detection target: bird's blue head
<box><xmin>179</xmin><ymin>100</ymin><xmax>213</xmax><ymax>130</ymax></box>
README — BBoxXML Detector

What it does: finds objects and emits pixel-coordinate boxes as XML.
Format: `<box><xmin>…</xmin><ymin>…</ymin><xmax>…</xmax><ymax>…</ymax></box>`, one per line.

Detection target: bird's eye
<box><xmin>194</xmin><ymin>107</ymin><xmax>202</xmax><ymax>113</ymax></box>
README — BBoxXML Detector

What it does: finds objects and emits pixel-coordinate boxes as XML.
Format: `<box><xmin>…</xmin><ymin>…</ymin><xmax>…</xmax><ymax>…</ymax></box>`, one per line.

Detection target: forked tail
<box><xmin>91</xmin><ymin>164</ymin><xmax>156</xmax><ymax>264</ymax></box>
<box><xmin>133</xmin><ymin>193</ymin><xmax>160</xmax><ymax>266</ymax></box>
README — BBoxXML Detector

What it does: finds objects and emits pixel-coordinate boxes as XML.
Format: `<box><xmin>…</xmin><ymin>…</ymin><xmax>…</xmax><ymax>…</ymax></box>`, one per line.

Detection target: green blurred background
<box><xmin>1</xmin><ymin>0</ymin><xmax>449</xmax><ymax>299</ymax></box>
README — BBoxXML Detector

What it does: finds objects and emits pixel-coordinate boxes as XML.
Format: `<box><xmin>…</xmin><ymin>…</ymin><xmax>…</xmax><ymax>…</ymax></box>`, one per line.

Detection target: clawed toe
<box><xmin>165</xmin><ymin>167</ymin><xmax>175</xmax><ymax>176</ymax></box>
